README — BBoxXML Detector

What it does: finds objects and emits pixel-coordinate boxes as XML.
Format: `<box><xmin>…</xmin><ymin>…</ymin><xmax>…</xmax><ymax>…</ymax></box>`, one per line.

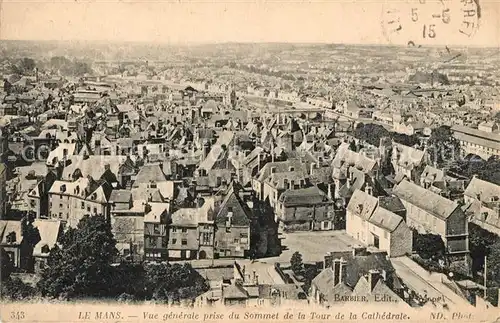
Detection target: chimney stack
<box><xmin>368</xmin><ymin>270</ymin><xmax>380</xmax><ymax>292</ymax></box>
<box><xmin>332</xmin><ymin>257</ymin><xmax>346</xmax><ymax>286</ymax></box>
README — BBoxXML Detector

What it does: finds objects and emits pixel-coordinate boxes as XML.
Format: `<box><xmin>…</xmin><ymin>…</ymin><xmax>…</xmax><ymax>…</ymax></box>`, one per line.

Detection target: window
<box><xmin>234</xmin><ymin>238</ymin><xmax>239</xmax><ymax>244</ymax></box>
<box><xmin>150</xmin><ymin>182</ymin><xmax>157</xmax><ymax>189</ymax></box>
<box><xmin>172</xmin><ymin>239</ymin><xmax>177</xmax><ymax>244</ymax></box>
<box><xmin>6</xmin><ymin>232</ymin><xmax>16</xmax><ymax>243</ymax></box>
<box><xmin>228</xmin><ymin>207</ymin><xmax>233</xmax><ymax>213</ymax></box>
<box><xmin>154</xmin><ymin>224</ymin><xmax>160</xmax><ymax>234</ymax></box>
<box><xmin>81</xmin><ymin>202</ymin><xmax>85</xmax><ymax>209</ymax></box>
<box><xmin>181</xmin><ymin>239</ymin><xmax>188</xmax><ymax>245</ymax></box>
<box><xmin>87</xmin><ymin>206</ymin><xmax>91</xmax><ymax>212</ymax></box>
<box><xmin>93</xmin><ymin>208</ymin><xmax>97</xmax><ymax>214</ymax></box>
<box><xmin>41</xmin><ymin>245</ymin><xmax>50</xmax><ymax>253</ymax></box>
<box><xmin>240</xmin><ymin>233</ymin><xmax>248</xmax><ymax>238</ymax></box>
<box><xmin>59</xmin><ymin>203</ymin><xmax>63</xmax><ymax>208</ymax></box>
<box><xmin>59</xmin><ymin>213</ymin><xmax>63</xmax><ymax>219</ymax></box>
<box><xmin>162</xmin><ymin>237</ymin><xmax>168</xmax><ymax>248</ymax></box>
<box><xmin>181</xmin><ymin>228</ymin><xmax>187</xmax><ymax>233</ymax></box>
<box><xmin>172</xmin><ymin>227</ymin><xmax>177</xmax><ymax>233</ymax></box>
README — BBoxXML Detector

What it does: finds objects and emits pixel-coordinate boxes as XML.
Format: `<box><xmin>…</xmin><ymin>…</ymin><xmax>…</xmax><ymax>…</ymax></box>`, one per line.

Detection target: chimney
<box><xmin>332</xmin><ymin>258</ymin><xmax>346</xmax><ymax>286</ymax></box>
<box><xmin>365</xmin><ymin>184</ymin><xmax>373</xmax><ymax>196</ymax></box>
<box><xmin>353</xmin><ymin>245</ymin><xmax>367</xmax><ymax>256</ymax></box>
<box><xmin>310</xmin><ymin>162</ymin><xmax>316</xmax><ymax>175</ymax></box>
<box><xmin>327</xmin><ymin>183</ymin><xmax>333</xmax><ymax>200</ymax></box>
<box><xmin>368</xmin><ymin>270</ymin><xmax>380</xmax><ymax>292</ymax></box>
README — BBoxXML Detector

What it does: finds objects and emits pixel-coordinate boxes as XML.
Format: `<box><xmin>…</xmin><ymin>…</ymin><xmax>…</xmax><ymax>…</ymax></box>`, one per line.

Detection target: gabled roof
<box><xmin>367</xmin><ymin>207</ymin><xmax>403</xmax><ymax>232</ymax></box>
<box><xmin>421</xmin><ymin>165</ymin><xmax>445</xmax><ymax>182</ymax></box>
<box><xmin>223</xmin><ymin>283</ymin><xmax>249</xmax><ymax>299</ymax></box>
<box><xmin>278</xmin><ymin>186</ymin><xmax>331</xmax><ymax>206</ymax></box>
<box><xmin>332</xmin><ymin>143</ymin><xmax>377</xmax><ymax>174</ymax></box>
<box><xmin>347</xmin><ymin>189</ymin><xmax>378</xmax><ymax>220</ymax></box>
<box><xmin>132</xmin><ymin>164</ymin><xmax>166</xmax><ymax>186</ymax></box>
<box><xmin>464</xmin><ymin>177</ymin><xmax>500</xmax><ymax>203</ymax></box>
<box><xmin>215</xmin><ymin>184</ymin><xmax>251</xmax><ymax>226</ymax></box>
<box><xmin>0</xmin><ymin>220</ymin><xmax>23</xmax><ymax>244</ymax></box>
<box><xmin>109</xmin><ymin>189</ymin><xmax>132</xmax><ymax>204</ymax></box>
<box><xmin>393</xmin><ymin>180</ymin><xmax>459</xmax><ymax>220</ymax></box>
<box><xmin>33</xmin><ymin>220</ymin><xmax>62</xmax><ymax>256</ymax></box>
<box><xmin>256</xmin><ymin>160</ymin><xmax>308</xmax><ymax>182</ymax></box>
<box><xmin>199</xmin><ymin>131</ymin><xmax>234</xmax><ymax>171</ymax></box>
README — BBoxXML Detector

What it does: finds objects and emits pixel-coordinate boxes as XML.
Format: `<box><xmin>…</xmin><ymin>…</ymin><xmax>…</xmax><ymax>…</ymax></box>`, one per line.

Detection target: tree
<box><xmin>290</xmin><ymin>251</ymin><xmax>305</xmax><ymax>276</ymax></box>
<box><xmin>412</xmin><ymin>230</ymin><xmax>446</xmax><ymax>260</ymax></box>
<box><xmin>426</xmin><ymin>125</ymin><xmax>461</xmax><ymax>167</ymax></box>
<box><xmin>19</xmin><ymin>58</ymin><xmax>36</xmax><ymax>74</ymax></box>
<box><xmin>487</xmin><ymin>241</ymin><xmax>500</xmax><ymax>284</ymax></box>
<box><xmin>1</xmin><ymin>277</ymin><xmax>37</xmax><ymax>301</ymax></box>
<box><xmin>468</xmin><ymin>223</ymin><xmax>499</xmax><ymax>273</ymax></box>
<box><xmin>353</xmin><ymin>123</ymin><xmax>390</xmax><ymax>147</ymax></box>
<box><xmin>37</xmin><ymin>215</ymin><xmax>118</xmax><ymax>299</ymax></box>
<box><xmin>1</xmin><ymin>247</ymin><xmax>13</xmax><ymax>281</ymax></box>
<box><xmin>144</xmin><ymin>263</ymin><xmax>209</xmax><ymax>303</ymax></box>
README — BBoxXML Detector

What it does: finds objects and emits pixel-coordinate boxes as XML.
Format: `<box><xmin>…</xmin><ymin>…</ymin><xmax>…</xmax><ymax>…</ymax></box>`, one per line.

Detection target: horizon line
<box><xmin>1</xmin><ymin>38</ymin><xmax>499</xmax><ymax>49</ymax></box>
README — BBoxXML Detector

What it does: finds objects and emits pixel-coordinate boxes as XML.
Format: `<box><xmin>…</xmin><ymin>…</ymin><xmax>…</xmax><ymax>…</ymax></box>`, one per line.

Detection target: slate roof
<box><xmin>421</xmin><ymin>165</ymin><xmax>445</xmax><ymax>182</ymax></box>
<box><xmin>347</xmin><ymin>189</ymin><xmax>379</xmax><ymax>220</ymax></box>
<box><xmin>199</xmin><ymin>131</ymin><xmax>234</xmax><ymax>171</ymax></box>
<box><xmin>393</xmin><ymin>180</ymin><xmax>459</xmax><ymax>220</ymax></box>
<box><xmin>464</xmin><ymin>177</ymin><xmax>500</xmax><ymax>203</ymax></box>
<box><xmin>378</xmin><ymin>196</ymin><xmax>406</xmax><ymax>214</ymax></box>
<box><xmin>109</xmin><ymin>189</ymin><xmax>132</xmax><ymax>204</ymax></box>
<box><xmin>33</xmin><ymin>220</ymin><xmax>62</xmax><ymax>256</ymax></box>
<box><xmin>332</xmin><ymin>143</ymin><xmax>377</xmax><ymax>175</ymax></box>
<box><xmin>132</xmin><ymin>164</ymin><xmax>166</xmax><ymax>186</ymax></box>
<box><xmin>367</xmin><ymin>207</ymin><xmax>403</xmax><ymax>232</ymax></box>
<box><xmin>278</xmin><ymin>186</ymin><xmax>331</xmax><ymax>207</ymax></box>
<box><xmin>215</xmin><ymin>184</ymin><xmax>251</xmax><ymax>226</ymax></box>
<box><xmin>0</xmin><ymin>220</ymin><xmax>23</xmax><ymax>244</ymax></box>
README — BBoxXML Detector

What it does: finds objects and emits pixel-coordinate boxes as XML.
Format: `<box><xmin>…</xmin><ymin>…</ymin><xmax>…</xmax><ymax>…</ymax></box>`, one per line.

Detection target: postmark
<box><xmin>381</xmin><ymin>0</ymin><xmax>481</xmax><ymax>46</ymax></box>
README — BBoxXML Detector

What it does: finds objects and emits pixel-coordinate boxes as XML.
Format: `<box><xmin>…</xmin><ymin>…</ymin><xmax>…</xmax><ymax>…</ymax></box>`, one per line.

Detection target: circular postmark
<box><xmin>381</xmin><ymin>0</ymin><xmax>481</xmax><ymax>46</ymax></box>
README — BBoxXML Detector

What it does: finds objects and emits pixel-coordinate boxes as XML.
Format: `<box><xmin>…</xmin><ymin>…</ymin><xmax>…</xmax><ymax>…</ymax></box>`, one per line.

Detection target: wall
<box><xmin>400</xmin><ymin>200</ymin><xmax>446</xmax><ymax>237</ymax></box>
<box><xmin>215</xmin><ymin>226</ymin><xmax>250</xmax><ymax>258</ymax></box>
<box><xmin>346</xmin><ymin>210</ymin><xmax>369</xmax><ymax>244</ymax></box>
<box><xmin>390</xmin><ymin>222</ymin><xmax>413</xmax><ymax>257</ymax></box>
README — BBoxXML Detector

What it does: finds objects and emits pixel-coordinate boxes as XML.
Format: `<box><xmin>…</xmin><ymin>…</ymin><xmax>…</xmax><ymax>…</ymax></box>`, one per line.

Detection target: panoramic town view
<box><xmin>1</xmin><ymin>39</ymin><xmax>500</xmax><ymax>314</ymax></box>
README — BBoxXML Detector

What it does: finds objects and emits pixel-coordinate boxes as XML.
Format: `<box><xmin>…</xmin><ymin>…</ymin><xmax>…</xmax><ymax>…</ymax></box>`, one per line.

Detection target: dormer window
<box><xmin>41</xmin><ymin>244</ymin><xmax>50</xmax><ymax>254</ymax></box>
<box><xmin>60</xmin><ymin>184</ymin><xmax>66</xmax><ymax>193</ymax></box>
<box><xmin>91</xmin><ymin>193</ymin><xmax>97</xmax><ymax>200</ymax></box>
<box><xmin>6</xmin><ymin>232</ymin><xmax>16</xmax><ymax>243</ymax></box>
<box><xmin>289</xmin><ymin>166</ymin><xmax>295</xmax><ymax>172</ymax></box>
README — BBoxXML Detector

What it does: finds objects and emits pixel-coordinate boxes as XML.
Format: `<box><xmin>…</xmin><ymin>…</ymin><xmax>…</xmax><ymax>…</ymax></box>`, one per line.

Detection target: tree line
<box><xmin>1</xmin><ymin>215</ymin><xmax>209</xmax><ymax>303</ymax></box>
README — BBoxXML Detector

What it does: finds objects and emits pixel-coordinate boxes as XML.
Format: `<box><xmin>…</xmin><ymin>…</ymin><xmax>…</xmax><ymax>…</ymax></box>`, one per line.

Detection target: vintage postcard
<box><xmin>0</xmin><ymin>0</ymin><xmax>499</xmax><ymax>322</ymax></box>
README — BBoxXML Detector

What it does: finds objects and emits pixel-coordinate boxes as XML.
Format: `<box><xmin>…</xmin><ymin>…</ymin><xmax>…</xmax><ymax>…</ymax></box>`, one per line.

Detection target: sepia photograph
<box><xmin>0</xmin><ymin>0</ymin><xmax>500</xmax><ymax>322</ymax></box>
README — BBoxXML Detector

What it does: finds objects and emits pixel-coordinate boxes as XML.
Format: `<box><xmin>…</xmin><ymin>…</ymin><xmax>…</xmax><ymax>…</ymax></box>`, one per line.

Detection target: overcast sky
<box><xmin>1</xmin><ymin>0</ymin><xmax>499</xmax><ymax>46</ymax></box>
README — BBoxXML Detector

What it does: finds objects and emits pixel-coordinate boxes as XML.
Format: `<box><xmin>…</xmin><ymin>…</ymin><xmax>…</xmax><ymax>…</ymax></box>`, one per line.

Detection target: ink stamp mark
<box><xmin>381</xmin><ymin>0</ymin><xmax>481</xmax><ymax>46</ymax></box>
